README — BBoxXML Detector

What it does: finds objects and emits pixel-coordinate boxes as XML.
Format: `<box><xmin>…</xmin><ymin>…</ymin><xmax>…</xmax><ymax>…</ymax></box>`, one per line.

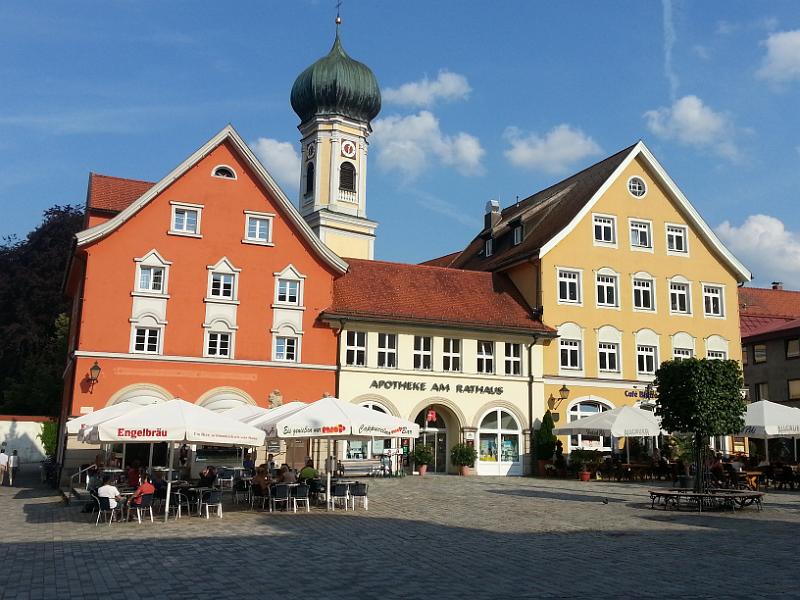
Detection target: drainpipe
<box><xmin>527</xmin><ymin>335</ymin><xmax>538</xmax><ymax>473</ymax></box>
<box><xmin>333</xmin><ymin>319</ymin><xmax>345</xmax><ymax>399</ymax></box>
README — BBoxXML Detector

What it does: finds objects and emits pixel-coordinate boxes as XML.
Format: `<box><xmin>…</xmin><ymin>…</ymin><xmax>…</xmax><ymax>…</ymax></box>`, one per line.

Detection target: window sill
<box><xmin>131</xmin><ymin>291</ymin><xmax>171</xmax><ymax>299</ymax></box>
<box><xmin>597</xmin><ymin>304</ymin><xmax>621</xmax><ymax>311</ymax></box>
<box><xmin>204</xmin><ymin>297</ymin><xmax>240</xmax><ymax>305</ymax></box>
<box><xmin>630</xmin><ymin>246</ymin><xmax>654</xmax><ymax>254</ymax></box>
<box><xmin>167</xmin><ymin>231</ymin><xmax>202</xmax><ymax>239</ymax></box>
<box><xmin>241</xmin><ymin>239</ymin><xmax>275</xmax><ymax>247</ymax></box>
<box><xmin>632</xmin><ymin>307</ymin><xmax>657</xmax><ymax>314</ymax></box>
<box><xmin>271</xmin><ymin>303</ymin><xmax>306</xmax><ymax>311</ymax></box>
<box><xmin>273</xmin><ymin>358</ymin><xmax>299</xmax><ymax>364</ymax></box>
<box><xmin>557</xmin><ymin>300</ymin><xmax>584</xmax><ymax>307</ymax></box>
<box><xmin>703</xmin><ymin>314</ymin><xmax>726</xmax><ymax>320</ymax></box>
<box><xmin>592</xmin><ymin>241</ymin><xmax>618</xmax><ymax>249</ymax></box>
<box><xmin>667</xmin><ymin>250</ymin><xmax>690</xmax><ymax>258</ymax></box>
<box><xmin>669</xmin><ymin>311</ymin><xmax>693</xmax><ymax>317</ymax></box>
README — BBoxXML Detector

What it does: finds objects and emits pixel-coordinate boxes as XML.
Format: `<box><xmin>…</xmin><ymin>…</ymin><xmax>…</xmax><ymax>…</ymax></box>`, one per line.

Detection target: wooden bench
<box><xmin>649</xmin><ymin>488</ymin><xmax>764</xmax><ymax>512</ymax></box>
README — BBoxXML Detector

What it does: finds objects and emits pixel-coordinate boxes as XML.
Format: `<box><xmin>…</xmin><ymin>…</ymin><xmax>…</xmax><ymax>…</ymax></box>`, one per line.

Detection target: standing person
<box><xmin>0</xmin><ymin>447</ymin><xmax>8</xmax><ymax>486</ymax></box>
<box><xmin>8</xmin><ymin>450</ymin><xmax>19</xmax><ymax>486</ymax></box>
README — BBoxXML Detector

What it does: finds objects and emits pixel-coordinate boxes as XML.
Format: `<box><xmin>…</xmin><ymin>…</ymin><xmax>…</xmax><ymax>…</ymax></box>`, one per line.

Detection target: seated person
<box><xmin>277</xmin><ymin>465</ymin><xmax>297</xmax><ymax>484</ymax></box>
<box><xmin>130</xmin><ymin>474</ymin><xmax>156</xmax><ymax>508</ymax></box>
<box><xmin>197</xmin><ymin>466</ymin><xmax>217</xmax><ymax>488</ymax></box>
<box><xmin>298</xmin><ymin>460</ymin><xmax>318</xmax><ymax>481</ymax></box>
<box><xmin>251</xmin><ymin>468</ymin><xmax>271</xmax><ymax>494</ymax></box>
<box><xmin>97</xmin><ymin>475</ymin><xmax>123</xmax><ymax>510</ymax></box>
<box><xmin>151</xmin><ymin>471</ymin><xmax>168</xmax><ymax>498</ymax></box>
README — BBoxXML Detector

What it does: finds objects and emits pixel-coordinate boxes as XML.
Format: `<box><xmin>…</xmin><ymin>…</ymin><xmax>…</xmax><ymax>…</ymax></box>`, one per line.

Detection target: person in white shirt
<box><xmin>0</xmin><ymin>449</ymin><xmax>7</xmax><ymax>486</ymax></box>
<box><xmin>97</xmin><ymin>476</ymin><xmax>123</xmax><ymax>509</ymax></box>
<box><xmin>7</xmin><ymin>450</ymin><xmax>19</xmax><ymax>486</ymax></box>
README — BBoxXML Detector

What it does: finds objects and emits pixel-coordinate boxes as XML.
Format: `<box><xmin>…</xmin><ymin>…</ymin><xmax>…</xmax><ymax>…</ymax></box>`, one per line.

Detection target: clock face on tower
<box><xmin>306</xmin><ymin>143</ymin><xmax>316</xmax><ymax>159</ymax></box>
<box><xmin>341</xmin><ymin>140</ymin><xmax>357</xmax><ymax>159</ymax></box>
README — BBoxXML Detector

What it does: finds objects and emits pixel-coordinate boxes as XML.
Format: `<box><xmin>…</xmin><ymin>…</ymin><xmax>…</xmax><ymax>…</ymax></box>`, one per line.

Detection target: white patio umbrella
<box><xmin>553</xmin><ymin>405</ymin><xmax>663</xmax><ymax>463</ymax></box>
<box><xmin>221</xmin><ymin>404</ymin><xmax>271</xmax><ymax>423</ymax></box>
<box><xmin>275</xmin><ymin>397</ymin><xmax>419</xmax><ymax>509</ymax></box>
<box><xmin>90</xmin><ymin>399</ymin><xmax>266</xmax><ymax>521</ymax></box>
<box><xmin>245</xmin><ymin>401</ymin><xmax>309</xmax><ymax>435</ymax></box>
<box><xmin>740</xmin><ymin>400</ymin><xmax>800</xmax><ymax>463</ymax></box>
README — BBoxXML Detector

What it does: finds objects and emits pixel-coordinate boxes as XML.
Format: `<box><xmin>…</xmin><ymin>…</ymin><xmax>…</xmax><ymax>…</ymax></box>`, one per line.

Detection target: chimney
<box><xmin>484</xmin><ymin>199</ymin><xmax>501</xmax><ymax>229</ymax></box>
<box><xmin>772</xmin><ymin>281</ymin><xmax>784</xmax><ymax>290</ymax></box>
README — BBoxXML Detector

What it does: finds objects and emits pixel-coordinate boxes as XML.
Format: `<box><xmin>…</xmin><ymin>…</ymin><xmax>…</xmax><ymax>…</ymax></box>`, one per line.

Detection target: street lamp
<box><xmin>87</xmin><ymin>361</ymin><xmax>102</xmax><ymax>389</ymax></box>
<box><xmin>558</xmin><ymin>384</ymin><xmax>570</xmax><ymax>402</ymax></box>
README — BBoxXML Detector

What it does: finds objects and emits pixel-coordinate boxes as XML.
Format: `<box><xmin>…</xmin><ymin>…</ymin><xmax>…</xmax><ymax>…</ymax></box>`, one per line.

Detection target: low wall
<box><xmin>0</xmin><ymin>415</ymin><xmax>50</xmax><ymax>463</ymax></box>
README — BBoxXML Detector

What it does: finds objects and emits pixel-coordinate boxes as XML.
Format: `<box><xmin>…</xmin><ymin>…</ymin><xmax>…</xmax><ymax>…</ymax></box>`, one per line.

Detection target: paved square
<box><xmin>2</xmin><ymin>468</ymin><xmax>800</xmax><ymax>599</ymax></box>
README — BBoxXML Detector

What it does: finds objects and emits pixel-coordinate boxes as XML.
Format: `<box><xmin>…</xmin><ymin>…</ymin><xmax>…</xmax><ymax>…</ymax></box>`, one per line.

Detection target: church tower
<box><xmin>290</xmin><ymin>27</ymin><xmax>381</xmax><ymax>260</ymax></box>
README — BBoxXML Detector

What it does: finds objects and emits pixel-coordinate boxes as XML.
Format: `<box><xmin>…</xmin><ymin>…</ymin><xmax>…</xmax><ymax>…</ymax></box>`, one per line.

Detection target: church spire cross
<box><xmin>335</xmin><ymin>0</ymin><xmax>342</xmax><ymax>29</ymax></box>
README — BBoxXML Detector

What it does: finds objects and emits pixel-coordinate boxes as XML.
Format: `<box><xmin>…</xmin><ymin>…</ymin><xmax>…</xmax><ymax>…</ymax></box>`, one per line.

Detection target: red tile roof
<box><xmin>739</xmin><ymin>286</ymin><xmax>800</xmax><ymax>320</ymax></box>
<box><xmin>741</xmin><ymin>315</ymin><xmax>793</xmax><ymax>337</ymax></box>
<box><xmin>87</xmin><ymin>173</ymin><xmax>154</xmax><ymax>213</ymax></box>
<box><xmin>419</xmin><ymin>251</ymin><xmax>460</xmax><ymax>268</ymax></box>
<box><xmin>325</xmin><ymin>258</ymin><xmax>554</xmax><ymax>335</ymax></box>
<box><xmin>743</xmin><ymin>316</ymin><xmax>800</xmax><ymax>342</ymax></box>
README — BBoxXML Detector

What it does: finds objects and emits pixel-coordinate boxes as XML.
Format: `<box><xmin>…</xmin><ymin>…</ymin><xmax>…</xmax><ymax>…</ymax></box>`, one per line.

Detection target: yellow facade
<box><xmin>507</xmin><ymin>153</ymin><xmax>747</xmax><ymax>452</ymax></box>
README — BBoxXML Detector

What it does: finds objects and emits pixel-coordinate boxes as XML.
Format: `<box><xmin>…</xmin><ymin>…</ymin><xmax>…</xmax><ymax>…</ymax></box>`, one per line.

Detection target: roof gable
<box><xmin>75</xmin><ymin>125</ymin><xmax>347</xmax><ymax>274</ymax></box>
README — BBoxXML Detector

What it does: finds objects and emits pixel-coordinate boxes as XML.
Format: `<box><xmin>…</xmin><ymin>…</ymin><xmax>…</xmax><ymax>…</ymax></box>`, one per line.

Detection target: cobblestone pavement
<box><xmin>2</xmin><ymin>467</ymin><xmax>800</xmax><ymax>599</ymax></box>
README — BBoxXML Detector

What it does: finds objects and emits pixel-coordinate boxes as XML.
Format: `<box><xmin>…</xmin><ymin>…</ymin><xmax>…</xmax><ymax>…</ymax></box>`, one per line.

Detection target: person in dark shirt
<box><xmin>197</xmin><ymin>466</ymin><xmax>217</xmax><ymax>488</ymax></box>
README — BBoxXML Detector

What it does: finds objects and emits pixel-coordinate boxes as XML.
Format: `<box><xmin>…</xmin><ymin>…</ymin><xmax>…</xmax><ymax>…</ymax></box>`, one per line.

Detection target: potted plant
<box><xmin>450</xmin><ymin>443</ymin><xmax>478</xmax><ymax>476</ymax></box>
<box><xmin>568</xmin><ymin>449</ymin><xmax>599</xmax><ymax>481</ymax></box>
<box><xmin>534</xmin><ymin>411</ymin><xmax>557</xmax><ymax>476</ymax></box>
<box><xmin>413</xmin><ymin>444</ymin><xmax>434</xmax><ymax>476</ymax></box>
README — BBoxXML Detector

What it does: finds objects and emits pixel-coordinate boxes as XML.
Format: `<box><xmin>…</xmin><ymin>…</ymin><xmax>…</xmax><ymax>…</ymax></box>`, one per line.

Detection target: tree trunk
<box><xmin>693</xmin><ymin>432</ymin><xmax>706</xmax><ymax>493</ymax></box>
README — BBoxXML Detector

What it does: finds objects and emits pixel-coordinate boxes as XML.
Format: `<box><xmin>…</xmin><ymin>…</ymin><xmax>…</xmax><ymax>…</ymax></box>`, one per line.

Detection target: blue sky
<box><xmin>2</xmin><ymin>1</ymin><xmax>799</xmax><ymax>286</ymax></box>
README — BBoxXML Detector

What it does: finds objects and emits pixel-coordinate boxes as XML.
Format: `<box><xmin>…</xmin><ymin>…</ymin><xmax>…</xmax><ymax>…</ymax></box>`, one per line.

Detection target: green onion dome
<box><xmin>290</xmin><ymin>33</ymin><xmax>381</xmax><ymax>124</ymax></box>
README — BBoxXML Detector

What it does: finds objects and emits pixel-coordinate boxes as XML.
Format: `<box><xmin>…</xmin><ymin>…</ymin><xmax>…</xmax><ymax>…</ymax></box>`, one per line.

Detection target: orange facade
<box><xmin>62</xmin><ymin>137</ymin><xmax>340</xmax><ymax>419</ymax></box>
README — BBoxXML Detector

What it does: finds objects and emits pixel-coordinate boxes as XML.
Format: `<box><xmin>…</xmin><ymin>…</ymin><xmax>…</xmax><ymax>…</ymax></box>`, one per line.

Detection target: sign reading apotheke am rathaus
<box><xmin>369</xmin><ymin>379</ymin><xmax>504</xmax><ymax>395</ymax></box>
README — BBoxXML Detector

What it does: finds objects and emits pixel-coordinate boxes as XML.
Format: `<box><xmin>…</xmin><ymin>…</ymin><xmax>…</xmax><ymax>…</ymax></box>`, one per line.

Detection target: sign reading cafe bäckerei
<box><xmin>369</xmin><ymin>379</ymin><xmax>503</xmax><ymax>395</ymax></box>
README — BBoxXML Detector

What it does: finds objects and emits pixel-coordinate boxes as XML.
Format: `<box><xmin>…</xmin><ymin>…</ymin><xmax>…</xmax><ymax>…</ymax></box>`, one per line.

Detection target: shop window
<box><xmin>478</xmin><ymin>409</ymin><xmax>520</xmax><ymax>464</ymax></box>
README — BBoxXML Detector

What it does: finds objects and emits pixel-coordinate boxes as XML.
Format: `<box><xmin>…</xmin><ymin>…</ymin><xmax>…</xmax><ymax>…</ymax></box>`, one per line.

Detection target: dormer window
<box><xmin>513</xmin><ymin>225</ymin><xmax>523</xmax><ymax>246</ymax></box>
<box><xmin>485</xmin><ymin>238</ymin><xmax>493</xmax><ymax>257</ymax></box>
<box><xmin>212</xmin><ymin>165</ymin><xmax>236</xmax><ymax>179</ymax></box>
<box><xmin>339</xmin><ymin>162</ymin><xmax>356</xmax><ymax>192</ymax></box>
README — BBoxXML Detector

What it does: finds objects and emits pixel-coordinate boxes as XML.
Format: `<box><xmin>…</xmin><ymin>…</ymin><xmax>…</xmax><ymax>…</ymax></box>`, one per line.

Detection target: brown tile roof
<box><xmin>87</xmin><ymin>173</ymin><xmax>154</xmax><ymax>214</ymax></box>
<box><xmin>742</xmin><ymin>316</ymin><xmax>800</xmax><ymax>342</ymax></box>
<box><xmin>419</xmin><ymin>251</ymin><xmax>460</xmax><ymax>268</ymax></box>
<box><xmin>324</xmin><ymin>258</ymin><xmax>555</xmax><ymax>335</ymax></box>
<box><xmin>447</xmin><ymin>143</ymin><xmax>636</xmax><ymax>271</ymax></box>
<box><xmin>741</xmin><ymin>315</ymin><xmax>793</xmax><ymax>337</ymax></box>
<box><xmin>739</xmin><ymin>286</ymin><xmax>800</xmax><ymax>320</ymax></box>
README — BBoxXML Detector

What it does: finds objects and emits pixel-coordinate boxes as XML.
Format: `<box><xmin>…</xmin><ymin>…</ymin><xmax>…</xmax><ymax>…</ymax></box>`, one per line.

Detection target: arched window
<box><xmin>347</xmin><ymin>402</ymin><xmax>392</xmax><ymax>459</ymax></box>
<box><xmin>478</xmin><ymin>408</ymin><xmax>520</xmax><ymax>463</ymax></box>
<box><xmin>568</xmin><ymin>400</ymin><xmax>612</xmax><ymax>451</ymax></box>
<box><xmin>212</xmin><ymin>165</ymin><xmax>236</xmax><ymax>179</ymax></box>
<box><xmin>305</xmin><ymin>162</ymin><xmax>315</xmax><ymax>196</ymax></box>
<box><xmin>339</xmin><ymin>162</ymin><xmax>356</xmax><ymax>192</ymax></box>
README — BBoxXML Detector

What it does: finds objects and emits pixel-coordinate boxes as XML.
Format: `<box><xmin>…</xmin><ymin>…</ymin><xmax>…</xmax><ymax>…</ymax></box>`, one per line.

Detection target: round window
<box><xmin>627</xmin><ymin>176</ymin><xmax>647</xmax><ymax>198</ymax></box>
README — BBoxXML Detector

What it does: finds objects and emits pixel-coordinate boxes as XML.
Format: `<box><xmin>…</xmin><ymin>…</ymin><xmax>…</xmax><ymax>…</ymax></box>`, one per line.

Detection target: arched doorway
<box><xmin>477</xmin><ymin>408</ymin><xmax>523</xmax><ymax>476</ymax></box>
<box><xmin>414</xmin><ymin>403</ymin><xmax>460</xmax><ymax>474</ymax></box>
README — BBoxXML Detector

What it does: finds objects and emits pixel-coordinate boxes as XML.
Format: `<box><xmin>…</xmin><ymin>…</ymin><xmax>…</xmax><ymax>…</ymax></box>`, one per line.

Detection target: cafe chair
<box><xmin>350</xmin><ymin>482</ymin><xmax>368</xmax><ymax>510</ymax></box>
<box><xmin>168</xmin><ymin>492</ymin><xmax>192</xmax><ymax>519</ymax></box>
<box><xmin>250</xmin><ymin>484</ymin><xmax>270</xmax><ymax>511</ymax></box>
<box><xmin>271</xmin><ymin>484</ymin><xmax>291</xmax><ymax>512</ymax></box>
<box><xmin>293</xmin><ymin>484</ymin><xmax>310</xmax><ymax>513</ymax></box>
<box><xmin>95</xmin><ymin>496</ymin><xmax>120</xmax><ymax>526</ymax></box>
<box><xmin>330</xmin><ymin>483</ymin><xmax>349</xmax><ymax>511</ymax></box>
<box><xmin>200</xmin><ymin>490</ymin><xmax>223</xmax><ymax>519</ymax></box>
<box><xmin>128</xmin><ymin>494</ymin><xmax>155</xmax><ymax>524</ymax></box>
<box><xmin>233</xmin><ymin>479</ymin><xmax>251</xmax><ymax>504</ymax></box>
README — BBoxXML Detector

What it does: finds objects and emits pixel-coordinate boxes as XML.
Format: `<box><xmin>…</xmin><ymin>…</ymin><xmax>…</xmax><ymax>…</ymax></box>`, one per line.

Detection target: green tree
<box><xmin>534</xmin><ymin>410</ymin><xmax>557</xmax><ymax>460</ymax></box>
<box><xmin>38</xmin><ymin>420</ymin><xmax>59</xmax><ymax>456</ymax></box>
<box><xmin>655</xmin><ymin>358</ymin><xmax>746</xmax><ymax>492</ymax></box>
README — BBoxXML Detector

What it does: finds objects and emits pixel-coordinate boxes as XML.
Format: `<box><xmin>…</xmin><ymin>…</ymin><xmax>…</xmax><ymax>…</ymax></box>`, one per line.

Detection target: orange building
<box><xmin>59</xmin><ymin>127</ymin><xmax>348</xmax><ymax>468</ymax></box>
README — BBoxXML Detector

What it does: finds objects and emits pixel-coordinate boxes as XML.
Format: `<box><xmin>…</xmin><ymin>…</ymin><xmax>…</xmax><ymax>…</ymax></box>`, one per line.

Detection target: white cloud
<box><xmin>410</xmin><ymin>189</ymin><xmax>481</xmax><ymax>228</ymax></box>
<box><xmin>662</xmin><ymin>0</ymin><xmax>679</xmax><ymax>100</ymax></box>
<box><xmin>756</xmin><ymin>29</ymin><xmax>800</xmax><ymax>83</ymax></box>
<box><xmin>716</xmin><ymin>215</ymin><xmax>800</xmax><ymax>288</ymax></box>
<box><xmin>643</xmin><ymin>95</ymin><xmax>740</xmax><ymax>160</ymax></box>
<box><xmin>503</xmin><ymin>124</ymin><xmax>602</xmax><ymax>174</ymax></box>
<box><xmin>371</xmin><ymin>110</ymin><xmax>485</xmax><ymax>179</ymax></box>
<box><xmin>383</xmin><ymin>70</ymin><xmax>471</xmax><ymax>107</ymax></box>
<box><xmin>250</xmin><ymin>137</ymin><xmax>300</xmax><ymax>193</ymax></box>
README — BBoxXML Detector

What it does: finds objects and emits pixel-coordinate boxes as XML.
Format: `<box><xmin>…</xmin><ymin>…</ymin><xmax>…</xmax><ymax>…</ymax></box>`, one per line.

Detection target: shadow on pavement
<box><xmin>486</xmin><ymin>488</ymin><xmax>625</xmax><ymax>504</ymax></box>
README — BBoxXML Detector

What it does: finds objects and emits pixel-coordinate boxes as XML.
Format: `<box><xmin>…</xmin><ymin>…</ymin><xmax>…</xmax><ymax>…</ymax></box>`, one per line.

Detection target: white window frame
<box><xmin>568</xmin><ymin>400</ymin><xmax>613</xmax><ymax>451</ymax></box>
<box><xmin>629</xmin><ymin>219</ymin><xmax>653</xmax><ymax>252</ymax></box>
<box><xmin>276</xmin><ymin>279</ymin><xmax>300</xmax><ymax>305</ymax></box>
<box><xmin>272</xmin><ymin>265</ymin><xmax>306</xmax><ymax>309</ymax></box>
<box><xmin>131</xmin><ymin>326</ymin><xmax>162</xmax><ymax>355</ymax></box>
<box><xmin>702</xmin><ymin>283</ymin><xmax>725</xmax><ymax>318</ymax></box>
<box><xmin>595</xmin><ymin>271</ymin><xmax>619</xmax><ymax>309</ymax></box>
<box><xmin>666</xmin><ymin>223</ymin><xmax>689</xmax><ymax>256</ymax></box>
<box><xmin>673</xmin><ymin>347</ymin><xmax>693</xmax><ymax>360</ymax></box>
<box><xmin>627</xmin><ymin>176</ymin><xmax>648</xmax><ymax>198</ymax></box>
<box><xmin>560</xmin><ymin>339</ymin><xmax>582</xmax><ymax>371</ymax></box>
<box><xmin>133</xmin><ymin>250</ymin><xmax>171</xmax><ymax>297</ymax></box>
<box><xmin>413</xmin><ymin>336</ymin><xmax>433</xmax><ymax>371</ymax></box>
<box><xmin>274</xmin><ymin>335</ymin><xmax>299</xmax><ymax>362</ymax></box>
<box><xmin>377</xmin><ymin>333</ymin><xmax>397</xmax><ymax>369</ymax></box>
<box><xmin>636</xmin><ymin>345</ymin><xmax>657</xmax><ymax>376</ymax></box>
<box><xmin>504</xmin><ymin>342</ymin><xmax>522</xmax><ymax>376</ymax></box>
<box><xmin>242</xmin><ymin>211</ymin><xmax>275</xmax><ymax>246</ymax></box>
<box><xmin>592</xmin><ymin>214</ymin><xmax>617</xmax><ymax>247</ymax></box>
<box><xmin>345</xmin><ymin>331</ymin><xmax>367</xmax><ymax>367</ymax></box>
<box><xmin>557</xmin><ymin>268</ymin><xmax>582</xmax><ymax>305</ymax></box>
<box><xmin>598</xmin><ymin>342</ymin><xmax>619</xmax><ymax>373</ymax></box>
<box><xmin>707</xmin><ymin>350</ymin><xmax>727</xmax><ymax>360</ymax></box>
<box><xmin>513</xmin><ymin>225</ymin><xmax>523</xmax><ymax>246</ymax></box>
<box><xmin>442</xmin><ymin>338</ymin><xmax>461</xmax><ymax>372</ymax></box>
<box><xmin>206</xmin><ymin>258</ymin><xmax>241</xmax><ymax>304</ymax></box>
<box><xmin>206</xmin><ymin>331</ymin><xmax>233</xmax><ymax>359</ymax></box>
<box><xmin>209</xmin><ymin>272</ymin><xmax>235</xmax><ymax>300</ymax></box>
<box><xmin>169</xmin><ymin>201</ymin><xmax>203</xmax><ymax>237</ymax></box>
<box><xmin>632</xmin><ymin>276</ymin><xmax>655</xmax><ymax>312</ymax></box>
<box><xmin>484</xmin><ymin>238</ymin><xmax>493</xmax><ymax>257</ymax></box>
<box><xmin>477</xmin><ymin>340</ymin><xmax>495</xmax><ymax>374</ymax></box>
<box><xmin>211</xmin><ymin>164</ymin><xmax>237</xmax><ymax>180</ymax></box>
<box><xmin>669</xmin><ymin>278</ymin><xmax>692</xmax><ymax>315</ymax></box>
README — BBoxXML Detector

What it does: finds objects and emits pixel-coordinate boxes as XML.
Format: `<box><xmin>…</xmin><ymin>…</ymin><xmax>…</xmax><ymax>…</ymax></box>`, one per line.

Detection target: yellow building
<box><xmin>429</xmin><ymin>141</ymin><xmax>751</xmax><ymax>455</ymax></box>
